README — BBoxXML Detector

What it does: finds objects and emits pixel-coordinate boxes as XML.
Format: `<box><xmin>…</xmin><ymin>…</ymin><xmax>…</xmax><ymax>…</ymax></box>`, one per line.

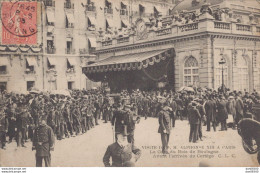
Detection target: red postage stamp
<box><xmin>1</xmin><ymin>1</ymin><xmax>37</xmax><ymax>45</ymax></box>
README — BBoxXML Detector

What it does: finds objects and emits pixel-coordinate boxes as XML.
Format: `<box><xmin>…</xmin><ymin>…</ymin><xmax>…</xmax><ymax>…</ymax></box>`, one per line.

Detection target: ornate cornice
<box><xmin>96</xmin><ymin>32</ymin><xmax>260</xmax><ymax>55</ymax></box>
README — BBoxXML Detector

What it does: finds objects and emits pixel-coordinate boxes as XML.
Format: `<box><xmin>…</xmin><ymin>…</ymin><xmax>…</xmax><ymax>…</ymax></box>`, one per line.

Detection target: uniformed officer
<box><xmin>157</xmin><ymin>96</ymin><xmax>172</xmax><ymax>154</ymax></box>
<box><xmin>103</xmin><ymin>131</ymin><xmax>141</xmax><ymax>167</ymax></box>
<box><xmin>32</xmin><ymin>117</ymin><xmax>55</xmax><ymax>167</ymax></box>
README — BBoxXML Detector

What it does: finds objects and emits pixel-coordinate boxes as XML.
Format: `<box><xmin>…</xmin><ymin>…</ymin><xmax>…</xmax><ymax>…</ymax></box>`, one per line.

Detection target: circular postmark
<box><xmin>1</xmin><ymin>1</ymin><xmax>37</xmax><ymax>38</ymax></box>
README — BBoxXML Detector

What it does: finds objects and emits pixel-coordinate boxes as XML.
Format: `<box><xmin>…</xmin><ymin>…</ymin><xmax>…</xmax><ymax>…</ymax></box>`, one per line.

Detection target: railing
<box><xmin>117</xmin><ymin>37</ymin><xmax>129</xmax><ymax>44</ymax></box>
<box><xmin>45</xmin><ymin>0</ymin><xmax>55</xmax><ymax>7</ymax></box>
<box><xmin>179</xmin><ymin>22</ymin><xmax>198</xmax><ymax>32</ymax></box>
<box><xmin>0</xmin><ymin>71</ymin><xmax>7</xmax><ymax>75</ymax></box>
<box><xmin>79</xmin><ymin>48</ymin><xmax>88</xmax><ymax>54</ymax></box>
<box><xmin>236</xmin><ymin>24</ymin><xmax>251</xmax><ymax>32</ymax></box>
<box><xmin>64</xmin><ymin>2</ymin><xmax>74</xmax><ymax>9</ymax></box>
<box><xmin>89</xmin><ymin>48</ymin><xmax>96</xmax><ymax>54</ymax></box>
<box><xmin>155</xmin><ymin>27</ymin><xmax>172</xmax><ymax>36</ymax></box>
<box><xmin>46</xmin><ymin>47</ymin><xmax>56</xmax><ymax>54</ymax></box>
<box><xmin>104</xmin><ymin>8</ymin><xmax>113</xmax><ymax>14</ymax></box>
<box><xmin>66</xmin><ymin>28</ymin><xmax>73</xmax><ymax>37</ymax></box>
<box><xmin>25</xmin><ymin>70</ymin><xmax>36</xmax><ymax>74</ymax></box>
<box><xmin>102</xmin><ymin>40</ymin><xmax>112</xmax><ymax>46</ymax></box>
<box><xmin>65</xmin><ymin>48</ymin><xmax>76</xmax><ymax>54</ymax></box>
<box><xmin>214</xmin><ymin>21</ymin><xmax>231</xmax><ymax>30</ymax></box>
<box><xmin>86</xmin><ymin>5</ymin><xmax>96</xmax><ymax>12</ymax></box>
<box><xmin>66</xmin><ymin>68</ymin><xmax>75</xmax><ymax>73</ymax></box>
<box><xmin>120</xmin><ymin>9</ymin><xmax>128</xmax><ymax>16</ymax></box>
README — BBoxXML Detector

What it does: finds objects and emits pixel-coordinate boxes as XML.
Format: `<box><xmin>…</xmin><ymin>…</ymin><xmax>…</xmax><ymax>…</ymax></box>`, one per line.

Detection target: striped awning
<box><xmin>84</xmin><ymin>49</ymin><xmax>172</xmax><ymax>74</ymax></box>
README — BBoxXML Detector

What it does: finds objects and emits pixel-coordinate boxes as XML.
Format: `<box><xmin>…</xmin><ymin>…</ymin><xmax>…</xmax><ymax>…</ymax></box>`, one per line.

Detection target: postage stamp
<box><xmin>1</xmin><ymin>1</ymin><xmax>37</xmax><ymax>45</ymax></box>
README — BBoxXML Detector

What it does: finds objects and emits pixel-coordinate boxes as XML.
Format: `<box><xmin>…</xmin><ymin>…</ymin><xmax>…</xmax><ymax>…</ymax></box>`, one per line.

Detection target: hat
<box><xmin>115</xmin><ymin>130</ymin><xmax>129</xmax><ymax>136</ymax></box>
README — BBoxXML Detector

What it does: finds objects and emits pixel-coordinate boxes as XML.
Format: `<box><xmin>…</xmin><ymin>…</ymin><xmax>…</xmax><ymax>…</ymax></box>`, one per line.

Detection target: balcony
<box><xmin>102</xmin><ymin>40</ymin><xmax>112</xmax><ymax>46</ymax></box>
<box><xmin>86</xmin><ymin>5</ymin><xmax>96</xmax><ymax>12</ymax></box>
<box><xmin>25</xmin><ymin>70</ymin><xmax>36</xmax><ymax>74</ymax></box>
<box><xmin>66</xmin><ymin>68</ymin><xmax>75</xmax><ymax>74</ymax></box>
<box><xmin>79</xmin><ymin>48</ymin><xmax>87</xmax><ymax>54</ymax></box>
<box><xmin>96</xmin><ymin>18</ymin><xmax>259</xmax><ymax>49</ymax></box>
<box><xmin>155</xmin><ymin>27</ymin><xmax>172</xmax><ymax>36</ymax></box>
<box><xmin>46</xmin><ymin>68</ymin><xmax>57</xmax><ymax>74</ymax></box>
<box><xmin>117</xmin><ymin>37</ymin><xmax>129</xmax><ymax>44</ymax></box>
<box><xmin>104</xmin><ymin>8</ymin><xmax>113</xmax><ymax>14</ymax></box>
<box><xmin>236</xmin><ymin>24</ymin><xmax>252</xmax><ymax>32</ymax></box>
<box><xmin>179</xmin><ymin>22</ymin><xmax>198</xmax><ymax>32</ymax></box>
<box><xmin>45</xmin><ymin>0</ymin><xmax>55</xmax><ymax>7</ymax></box>
<box><xmin>64</xmin><ymin>2</ymin><xmax>74</xmax><ymax>9</ymax></box>
<box><xmin>0</xmin><ymin>71</ymin><xmax>7</xmax><ymax>75</ymax></box>
<box><xmin>214</xmin><ymin>21</ymin><xmax>231</xmax><ymax>30</ymax></box>
<box><xmin>66</xmin><ymin>28</ymin><xmax>73</xmax><ymax>37</ymax></box>
<box><xmin>65</xmin><ymin>48</ymin><xmax>76</xmax><ymax>54</ymax></box>
<box><xmin>46</xmin><ymin>47</ymin><xmax>56</xmax><ymax>54</ymax></box>
<box><xmin>120</xmin><ymin>9</ymin><xmax>128</xmax><ymax>16</ymax></box>
<box><xmin>89</xmin><ymin>48</ymin><xmax>96</xmax><ymax>54</ymax></box>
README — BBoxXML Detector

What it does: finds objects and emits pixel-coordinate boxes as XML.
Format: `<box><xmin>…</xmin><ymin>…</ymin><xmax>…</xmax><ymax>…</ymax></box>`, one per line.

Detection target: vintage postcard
<box><xmin>0</xmin><ymin>0</ymin><xmax>259</xmax><ymax>168</ymax></box>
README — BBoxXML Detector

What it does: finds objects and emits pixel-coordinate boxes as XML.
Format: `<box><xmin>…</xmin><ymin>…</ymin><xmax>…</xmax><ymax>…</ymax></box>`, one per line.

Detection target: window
<box><xmin>105</xmin><ymin>0</ymin><xmax>113</xmax><ymax>14</ymax></box>
<box><xmin>68</xmin><ymin>81</ymin><xmax>74</xmax><ymax>90</ymax></box>
<box><xmin>0</xmin><ymin>82</ymin><xmax>7</xmax><ymax>92</ymax></box>
<box><xmin>67</xmin><ymin>58</ymin><xmax>76</xmax><ymax>73</ymax></box>
<box><xmin>26</xmin><ymin>60</ymin><xmax>35</xmax><ymax>72</ymax></box>
<box><xmin>64</xmin><ymin>0</ymin><xmax>74</xmax><ymax>9</ymax></box>
<box><xmin>183</xmin><ymin>56</ymin><xmax>199</xmax><ymax>86</ymax></box>
<box><xmin>47</xmin><ymin>40</ymin><xmax>55</xmax><ymax>54</ymax></box>
<box><xmin>66</xmin><ymin>41</ymin><xmax>72</xmax><ymax>54</ymax></box>
<box><xmin>0</xmin><ymin>66</ymin><xmax>7</xmax><ymax>74</ymax></box>
<box><xmin>236</xmin><ymin>56</ymin><xmax>249</xmax><ymax>92</ymax></box>
<box><xmin>47</xmin><ymin>57</ymin><xmax>56</xmax><ymax>70</ymax></box>
<box><xmin>120</xmin><ymin>2</ymin><xmax>128</xmax><ymax>15</ymax></box>
<box><xmin>27</xmin><ymin>81</ymin><xmax>35</xmax><ymax>91</ymax></box>
<box><xmin>139</xmin><ymin>4</ymin><xmax>145</xmax><ymax>15</ymax></box>
<box><xmin>215</xmin><ymin>56</ymin><xmax>228</xmax><ymax>89</ymax></box>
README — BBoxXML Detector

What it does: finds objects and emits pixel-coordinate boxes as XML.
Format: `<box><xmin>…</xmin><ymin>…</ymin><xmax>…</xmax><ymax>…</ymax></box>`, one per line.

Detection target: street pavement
<box><xmin>0</xmin><ymin>117</ymin><xmax>258</xmax><ymax>167</ymax></box>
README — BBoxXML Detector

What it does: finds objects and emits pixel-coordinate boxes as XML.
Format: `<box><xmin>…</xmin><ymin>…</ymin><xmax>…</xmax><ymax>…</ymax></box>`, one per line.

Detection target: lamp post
<box><xmin>219</xmin><ymin>56</ymin><xmax>226</xmax><ymax>92</ymax></box>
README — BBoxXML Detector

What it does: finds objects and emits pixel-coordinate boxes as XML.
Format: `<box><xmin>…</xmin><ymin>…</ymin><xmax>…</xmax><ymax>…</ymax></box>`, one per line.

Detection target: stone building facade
<box><xmin>0</xmin><ymin>0</ymin><xmax>173</xmax><ymax>93</ymax></box>
<box><xmin>84</xmin><ymin>0</ymin><xmax>260</xmax><ymax>92</ymax></box>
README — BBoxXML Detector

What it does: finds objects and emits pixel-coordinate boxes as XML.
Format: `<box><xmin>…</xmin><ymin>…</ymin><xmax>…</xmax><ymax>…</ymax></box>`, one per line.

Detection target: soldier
<box><xmin>16</xmin><ymin>106</ymin><xmax>30</xmax><ymax>148</ymax></box>
<box><xmin>157</xmin><ymin>96</ymin><xmax>172</xmax><ymax>154</ymax></box>
<box><xmin>32</xmin><ymin>117</ymin><xmax>55</xmax><ymax>167</ymax></box>
<box><xmin>0</xmin><ymin>110</ymin><xmax>8</xmax><ymax>149</ymax></box>
<box><xmin>124</xmin><ymin>104</ymin><xmax>140</xmax><ymax>145</ymax></box>
<box><xmin>103</xmin><ymin>131</ymin><xmax>141</xmax><ymax>167</ymax></box>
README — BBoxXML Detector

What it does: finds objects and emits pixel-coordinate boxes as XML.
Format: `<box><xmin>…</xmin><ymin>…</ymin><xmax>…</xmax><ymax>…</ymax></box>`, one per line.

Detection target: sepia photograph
<box><xmin>0</xmin><ymin>0</ymin><xmax>259</xmax><ymax>168</ymax></box>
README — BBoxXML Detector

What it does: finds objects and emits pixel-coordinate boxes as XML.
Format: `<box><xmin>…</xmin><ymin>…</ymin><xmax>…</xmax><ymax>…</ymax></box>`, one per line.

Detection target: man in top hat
<box><xmin>32</xmin><ymin>116</ymin><xmax>55</xmax><ymax>167</ymax></box>
<box><xmin>157</xmin><ymin>96</ymin><xmax>172</xmax><ymax>154</ymax></box>
<box><xmin>103</xmin><ymin>131</ymin><xmax>141</xmax><ymax>167</ymax></box>
<box><xmin>204</xmin><ymin>95</ymin><xmax>217</xmax><ymax>132</ymax></box>
<box><xmin>188</xmin><ymin>101</ymin><xmax>201</xmax><ymax>143</ymax></box>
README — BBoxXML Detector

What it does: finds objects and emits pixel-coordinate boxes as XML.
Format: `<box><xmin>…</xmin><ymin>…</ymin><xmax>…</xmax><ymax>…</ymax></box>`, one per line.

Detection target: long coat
<box><xmin>217</xmin><ymin>100</ymin><xmax>228</xmax><ymax>121</ymax></box>
<box><xmin>33</xmin><ymin>124</ymin><xmax>55</xmax><ymax>157</ymax></box>
<box><xmin>204</xmin><ymin>100</ymin><xmax>217</xmax><ymax>122</ymax></box>
<box><xmin>158</xmin><ymin>108</ymin><xmax>171</xmax><ymax>134</ymax></box>
<box><xmin>103</xmin><ymin>142</ymin><xmax>141</xmax><ymax>167</ymax></box>
<box><xmin>188</xmin><ymin>107</ymin><xmax>201</xmax><ymax>125</ymax></box>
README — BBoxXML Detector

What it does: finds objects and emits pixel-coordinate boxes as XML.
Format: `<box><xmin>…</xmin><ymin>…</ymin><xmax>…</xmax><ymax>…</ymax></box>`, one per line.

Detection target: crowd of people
<box><xmin>0</xmin><ymin>87</ymin><xmax>259</xmax><ymax>152</ymax></box>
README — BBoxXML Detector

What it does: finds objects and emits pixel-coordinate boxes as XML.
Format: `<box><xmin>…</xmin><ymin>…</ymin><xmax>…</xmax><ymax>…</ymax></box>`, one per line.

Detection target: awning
<box><xmin>121</xmin><ymin>19</ymin><xmax>129</xmax><ymax>28</ymax></box>
<box><xmin>145</xmin><ymin>6</ymin><xmax>154</xmax><ymax>14</ymax></box>
<box><xmin>88</xmin><ymin>38</ymin><xmax>96</xmax><ymax>48</ymax></box>
<box><xmin>121</xmin><ymin>1</ymin><xmax>128</xmax><ymax>7</ymax></box>
<box><xmin>88</xmin><ymin>16</ymin><xmax>96</xmax><ymax>26</ymax></box>
<box><xmin>65</xmin><ymin>11</ymin><xmax>75</xmax><ymax>24</ymax></box>
<box><xmin>47</xmin><ymin>57</ymin><xmax>57</xmax><ymax>66</ymax></box>
<box><xmin>106</xmin><ymin>19</ymin><xmax>113</xmax><ymax>28</ymax></box>
<box><xmin>0</xmin><ymin>57</ymin><xmax>9</xmax><ymax>65</ymax></box>
<box><xmin>84</xmin><ymin>49</ymin><xmax>172</xmax><ymax>73</ymax></box>
<box><xmin>154</xmin><ymin>6</ymin><xmax>162</xmax><ymax>13</ymax></box>
<box><xmin>26</xmin><ymin>57</ymin><xmax>37</xmax><ymax>66</ymax></box>
<box><xmin>67</xmin><ymin>58</ymin><xmax>77</xmax><ymax>66</ymax></box>
<box><xmin>46</xmin><ymin>9</ymin><xmax>55</xmax><ymax>23</ymax></box>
